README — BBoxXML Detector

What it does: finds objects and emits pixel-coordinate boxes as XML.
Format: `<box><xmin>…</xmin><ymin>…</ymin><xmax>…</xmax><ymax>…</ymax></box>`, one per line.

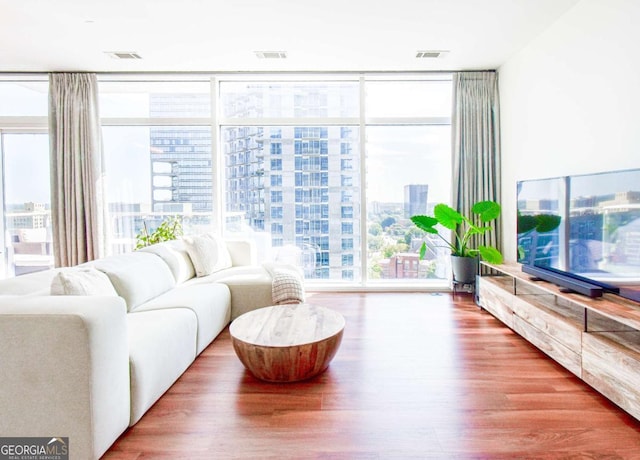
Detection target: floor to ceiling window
<box><xmin>0</xmin><ymin>74</ymin><xmax>452</xmax><ymax>288</ymax></box>
<box><xmin>364</xmin><ymin>79</ymin><xmax>452</xmax><ymax>285</ymax></box>
<box><xmin>219</xmin><ymin>80</ymin><xmax>362</xmax><ymax>281</ymax></box>
<box><xmin>218</xmin><ymin>76</ymin><xmax>452</xmax><ymax>286</ymax></box>
<box><xmin>0</xmin><ymin>133</ymin><xmax>52</xmax><ymax>277</ymax></box>
<box><xmin>0</xmin><ymin>79</ymin><xmax>50</xmax><ymax>278</ymax></box>
<box><xmin>99</xmin><ymin>79</ymin><xmax>213</xmax><ymax>254</ymax></box>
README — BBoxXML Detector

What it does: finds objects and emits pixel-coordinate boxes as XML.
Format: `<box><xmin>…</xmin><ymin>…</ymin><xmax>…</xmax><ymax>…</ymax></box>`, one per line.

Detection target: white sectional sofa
<box><xmin>0</xmin><ymin>236</ymin><xmax>291</xmax><ymax>459</ymax></box>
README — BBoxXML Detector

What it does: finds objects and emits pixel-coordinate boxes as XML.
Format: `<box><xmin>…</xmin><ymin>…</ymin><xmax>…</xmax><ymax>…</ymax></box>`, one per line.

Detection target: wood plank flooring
<box><xmin>103</xmin><ymin>292</ymin><xmax>640</xmax><ymax>459</ymax></box>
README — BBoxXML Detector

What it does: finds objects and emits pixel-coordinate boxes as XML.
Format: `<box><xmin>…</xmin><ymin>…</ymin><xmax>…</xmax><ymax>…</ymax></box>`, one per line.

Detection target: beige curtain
<box><xmin>49</xmin><ymin>73</ymin><xmax>106</xmax><ymax>267</ymax></box>
<box><xmin>451</xmin><ymin>71</ymin><xmax>502</xmax><ymax>255</ymax></box>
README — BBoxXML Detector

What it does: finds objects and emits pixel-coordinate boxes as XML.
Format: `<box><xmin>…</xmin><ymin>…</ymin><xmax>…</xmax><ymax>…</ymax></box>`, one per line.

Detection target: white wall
<box><xmin>499</xmin><ymin>0</ymin><xmax>640</xmax><ymax>261</ymax></box>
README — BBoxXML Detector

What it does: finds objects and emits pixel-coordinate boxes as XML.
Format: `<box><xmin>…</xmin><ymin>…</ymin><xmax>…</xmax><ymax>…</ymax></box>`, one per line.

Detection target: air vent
<box><xmin>105</xmin><ymin>51</ymin><xmax>143</xmax><ymax>60</ymax></box>
<box><xmin>254</xmin><ymin>51</ymin><xmax>287</xmax><ymax>59</ymax></box>
<box><xmin>416</xmin><ymin>50</ymin><xmax>449</xmax><ymax>59</ymax></box>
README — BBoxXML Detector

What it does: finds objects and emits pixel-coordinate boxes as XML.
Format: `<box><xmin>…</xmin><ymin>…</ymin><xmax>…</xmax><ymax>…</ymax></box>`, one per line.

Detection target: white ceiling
<box><xmin>0</xmin><ymin>0</ymin><xmax>581</xmax><ymax>73</ymax></box>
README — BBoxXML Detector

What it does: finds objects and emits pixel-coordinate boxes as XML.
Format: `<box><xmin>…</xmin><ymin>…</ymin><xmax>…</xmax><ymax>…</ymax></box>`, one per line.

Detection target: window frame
<box><xmin>0</xmin><ymin>73</ymin><xmax>452</xmax><ymax>289</ymax></box>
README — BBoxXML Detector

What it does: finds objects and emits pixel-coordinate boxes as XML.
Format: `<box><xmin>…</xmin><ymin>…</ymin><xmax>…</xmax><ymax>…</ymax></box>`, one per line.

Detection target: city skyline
<box><xmin>1</xmin><ymin>80</ymin><xmax>452</xmax><ymax>282</ymax></box>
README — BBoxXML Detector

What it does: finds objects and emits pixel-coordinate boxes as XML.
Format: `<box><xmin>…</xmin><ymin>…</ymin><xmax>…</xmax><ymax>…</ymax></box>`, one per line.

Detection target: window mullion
<box><xmin>218</xmin><ymin>117</ymin><xmax>359</xmax><ymax>127</ymax></box>
<box><xmin>365</xmin><ymin>116</ymin><xmax>451</xmax><ymax>125</ymax></box>
<box><xmin>0</xmin><ymin>117</ymin><xmax>48</xmax><ymax>130</ymax></box>
<box><xmin>359</xmin><ymin>75</ymin><xmax>367</xmax><ymax>287</ymax></box>
<box><xmin>100</xmin><ymin>117</ymin><xmax>211</xmax><ymax>126</ymax></box>
<box><xmin>211</xmin><ymin>76</ymin><xmax>222</xmax><ymax>234</ymax></box>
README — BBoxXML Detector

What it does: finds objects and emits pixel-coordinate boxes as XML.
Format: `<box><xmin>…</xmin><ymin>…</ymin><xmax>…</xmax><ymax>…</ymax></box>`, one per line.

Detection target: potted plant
<box><xmin>135</xmin><ymin>215</ymin><xmax>183</xmax><ymax>250</ymax></box>
<box><xmin>410</xmin><ymin>200</ymin><xmax>503</xmax><ymax>284</ymax></box>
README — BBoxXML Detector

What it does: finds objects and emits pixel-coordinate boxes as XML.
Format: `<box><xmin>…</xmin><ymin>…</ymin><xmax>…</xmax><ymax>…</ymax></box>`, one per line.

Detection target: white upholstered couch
<box><xmin>0</xmin><ymin>236</ymin><xmax>296</xmax><ymax>459</ymax></box>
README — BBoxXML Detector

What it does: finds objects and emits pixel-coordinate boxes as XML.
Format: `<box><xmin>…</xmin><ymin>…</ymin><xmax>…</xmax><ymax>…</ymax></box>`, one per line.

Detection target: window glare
<box><xmin>1</xmin><ymin>133</ymin><xmax>53</xmax><ymax>277</ymax></box>
<box><xmin>99</xmin><ymin>81</ymin><xmax>211</xmax><ymax>118</ymax></box>
<box><xmin>366</xmin><ymin>80</ymin><xmax>452</xmax><ymax>118</ymax></box>
<box><xmin>220</xmin><ymin>81</ymin><xmax>359</xmax><ymax>118</ymax></box>
<box><xmin>0</xmin><ymin>81</ymin><xmax>48</xmax><ymax>116</ymax></box>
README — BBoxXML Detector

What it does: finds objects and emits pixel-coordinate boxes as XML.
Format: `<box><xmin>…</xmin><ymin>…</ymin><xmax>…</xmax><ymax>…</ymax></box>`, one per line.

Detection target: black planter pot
<box><xmin>451</xmin><ymin>255</ymin><xmax>478</xmax><ymax>284</ymax></box>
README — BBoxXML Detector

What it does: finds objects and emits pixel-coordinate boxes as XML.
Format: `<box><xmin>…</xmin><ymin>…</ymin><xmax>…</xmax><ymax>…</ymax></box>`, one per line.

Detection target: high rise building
<box><xmin>149</xmin><ymin>94</ymin><xmax>212</xmax><ymax>213</ymax></box>
<box><xmin>148</xmin><ymin>88</ymin><xmax>361</xmax><ymax>280</ymax></box>
<box><xmin>222</xmin><ymin>86</ymin><xmax>361</xmax><ymax>280</ymax></box>
<box><xmin>404</xmin><ymin>184</ymin><xmax>429</xmax><ymax>218</ymax></box>
<box><xmin>224</xmin><ymin>124</ymin><xmax>360</xmax><ymax>280</ymax></box>
<box><xmin>9</xmin><ymin>202</ymin><xmax>48</xmax><ymax>229</ymax></box>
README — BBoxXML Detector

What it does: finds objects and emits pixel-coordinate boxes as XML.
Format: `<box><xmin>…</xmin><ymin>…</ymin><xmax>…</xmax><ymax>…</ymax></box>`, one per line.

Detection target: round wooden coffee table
<box><xmin>229</xmin><ymin>303</ymin><xmax>345</xmax><ymax>382</ymax></box>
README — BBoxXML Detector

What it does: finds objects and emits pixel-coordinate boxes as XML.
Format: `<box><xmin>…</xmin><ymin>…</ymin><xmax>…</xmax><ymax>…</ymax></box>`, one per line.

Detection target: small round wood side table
<box><xmin>229</xmin><ymin>303</ymin><xmax>345</xmax><ymax>382</ymax></box>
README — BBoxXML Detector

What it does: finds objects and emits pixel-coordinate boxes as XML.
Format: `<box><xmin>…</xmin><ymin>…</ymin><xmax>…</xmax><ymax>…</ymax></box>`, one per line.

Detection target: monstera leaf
<box><xmin>518</xmin><ymin>212</ymin><xmax>561</xmax><ymax>235</ymax></box>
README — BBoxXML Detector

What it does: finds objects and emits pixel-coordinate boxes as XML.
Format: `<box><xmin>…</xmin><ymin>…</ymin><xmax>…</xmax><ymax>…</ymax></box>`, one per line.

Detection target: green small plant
<box><xmin>135</xmin><ymin>216</ymin><xmax>183</xmax><ymax>250</ymax></box>
<box><xmin>410</xmin><ymin>200</ymin><xmax>503</xmax><ymax>264</ymax></box>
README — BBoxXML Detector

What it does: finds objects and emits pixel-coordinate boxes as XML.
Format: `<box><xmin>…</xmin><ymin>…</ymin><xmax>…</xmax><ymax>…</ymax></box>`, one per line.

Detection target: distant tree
<box><xmin>381</xmin><ymin>216</ymin><xmax>396</xmax><ymax>229</ymax></box>
<box><xmin>382</xmin><ymin>242</ymin><xmax>409</xmax><ymax>258</ymax></box>
<box><xmin>387</xmin><ymin>222</ymin><xmax>406</xmax><ymax>237</ymax></box>
<box><xmin>369</xmin><ymin>222</ymin><xmax>382</xmax><ymax>236</ymax></box>
<box><xmin>404</xmin><ymin>227</ymin><xmax>424</xmax><ymax>245</ymax></box>
<box><xmin>368</xmin><ymin>235</ymin><xmax>384</xmax><ymax>251</ymax></box>
<box><xmin>369</xmin><ymin>263</ymin><xmax>382</xmax><ymax>279</ymax></box>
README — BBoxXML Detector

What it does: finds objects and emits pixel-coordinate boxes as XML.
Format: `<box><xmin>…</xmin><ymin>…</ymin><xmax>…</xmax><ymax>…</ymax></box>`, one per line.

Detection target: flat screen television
<box><xmin>517</xmin><ymin>168</ymin><xmax>640</xmax><ymax>301</ymax></box>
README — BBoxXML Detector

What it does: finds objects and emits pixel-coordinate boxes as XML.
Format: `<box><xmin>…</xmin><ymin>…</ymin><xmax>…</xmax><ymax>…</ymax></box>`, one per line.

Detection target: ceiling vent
<box><xmin>254</xmin><ymin>51</ymin><xmax>287</xmax><ymax>59</ymax></box>
<box><xmin>416</xmin><ymin>50</ymin><xmax>449</xmax><ymax>59</ymax></box>
<box><xmin>105</xmin><ymin>51</ymin><xmax>143</xmax><ymax>60</ymax></box>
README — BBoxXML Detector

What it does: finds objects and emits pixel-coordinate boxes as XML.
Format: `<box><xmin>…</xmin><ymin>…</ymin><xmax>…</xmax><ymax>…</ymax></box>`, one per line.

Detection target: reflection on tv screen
<box><xmin>517</xmin><ymin>168</ymin><xmax>640</xmax><ymax>303</ymax></box>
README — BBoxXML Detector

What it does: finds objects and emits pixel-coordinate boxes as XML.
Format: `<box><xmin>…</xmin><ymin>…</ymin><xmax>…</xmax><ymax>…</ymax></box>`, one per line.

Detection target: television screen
<box><xmin>517</xmin><ymin>168</ymin><xmax>640</xmax><ymax>302</ymax></box>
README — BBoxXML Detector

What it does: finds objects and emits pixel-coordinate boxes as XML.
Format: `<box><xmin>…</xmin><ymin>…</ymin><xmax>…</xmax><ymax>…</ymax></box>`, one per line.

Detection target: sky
<box><xmin>366</xmin><ymin>125</ymin><xmax>450</xmax><ymax>204</ymax></box>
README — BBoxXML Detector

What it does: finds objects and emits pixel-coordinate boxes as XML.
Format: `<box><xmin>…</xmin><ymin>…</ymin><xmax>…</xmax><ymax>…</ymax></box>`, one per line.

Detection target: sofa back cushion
<box><xmin>139</xmin><ymin>240</ymin><xmax>195</xmax><ymax>284</ymax></box>
<box><xmin>183</xmin><ymin>233</ymin><xmax>233</xmax><ymax>277</ymax></box>
<box><xmin>87</xmin><ymin>252</ymin><xmax>175</xmax><ymax>311</ymax></box>
<box><xmin>51</xmin><ymin>268</ymin><xmax>119</xmax><ymax>296</ymax></box>
<box><xmin>225</xmin><ymin>239</ymin><xmax>257</xmax><ymax>267</ymax></box>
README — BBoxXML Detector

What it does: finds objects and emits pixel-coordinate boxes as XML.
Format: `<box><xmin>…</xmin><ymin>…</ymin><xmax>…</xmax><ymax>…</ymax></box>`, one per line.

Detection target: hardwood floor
<box><xmin>104</xmin><ymin>292</ymin><xmax>640</xmax><ymax>459</ymax></box>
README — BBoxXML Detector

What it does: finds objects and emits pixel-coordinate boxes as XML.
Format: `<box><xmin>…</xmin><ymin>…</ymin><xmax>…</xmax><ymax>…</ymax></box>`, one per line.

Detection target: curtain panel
<box><xmin>49</xmin><ymin>73</ymin><xmax>106</xmax><ymax>267</ymax></box>
<box><xmin>451</xmin><ymin>71</ymin><xmax>502</xmax><ymax>256</ymax></box>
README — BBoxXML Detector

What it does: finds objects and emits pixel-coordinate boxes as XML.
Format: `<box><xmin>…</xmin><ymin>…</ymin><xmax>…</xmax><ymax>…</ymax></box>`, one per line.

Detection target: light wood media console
<box><xmin>477</xmin><ymin>262</ymin><xmax>640</xmax><ymax>421</ymax></box>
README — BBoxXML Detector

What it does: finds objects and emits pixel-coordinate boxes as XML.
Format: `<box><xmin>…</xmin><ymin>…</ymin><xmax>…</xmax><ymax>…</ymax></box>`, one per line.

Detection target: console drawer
<box><xmin>583</xmin><ymin>332</ymin><xmax>640</xmax><ymax>421</ymax></box>
<box><xmin>512</xmin><ymin>315</ymin><xmax>582</xmax><ymax>377</ymax></box>
<box><xmin>511</xmin><ymin>295</ymin><xmax>582</xmax><ymax>353</ymax></box>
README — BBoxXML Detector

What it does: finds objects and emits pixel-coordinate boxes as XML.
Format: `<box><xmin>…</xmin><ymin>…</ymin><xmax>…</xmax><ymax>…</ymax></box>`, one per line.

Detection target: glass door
<box><xmin>0</xmin><ymin>132</ymin><xmax>53</xmax><ymax>278</ymax></box>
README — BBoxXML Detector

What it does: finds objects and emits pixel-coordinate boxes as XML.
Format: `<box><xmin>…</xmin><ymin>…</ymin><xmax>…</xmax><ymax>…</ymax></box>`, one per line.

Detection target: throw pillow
<box><xmin>204</xmin><ymin>233</ymin><xmax>233</xmax><ymax>269</ymax></box>
<box><xmin>272</xmin><ymin>270</ymin><xmax>305</xmax><ymax>305</ymax></box>
<box><xmin>183</xmin><ymin>234</ymin><xmax>233</xmax><ymax>277</ymax></box>
<box><xmin>51</xmin><ymin>268</ymin><xmax>118</xmax><ymax>296</ymax></box>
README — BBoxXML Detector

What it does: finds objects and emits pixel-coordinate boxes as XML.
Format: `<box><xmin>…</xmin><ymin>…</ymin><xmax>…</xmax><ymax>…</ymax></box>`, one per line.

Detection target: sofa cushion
<box><xmin>134</xmin><ymin>283</ymin><xmax>231</xmax><ymax>355</ymax></box>
<box><xmin>225</xmin><ymin>238</ymin><xmax>257</xmax><ymax>266</ymax></box>
<box><xmin>139</xmin><ymin>239</ymin><xmax>195</xmax><ymax>284</ymax></box>
<box><xmin>183</xmin><ymin>234</ymin><xmax>232</xmax><ymax>277</ymax></box>
<box><xmin>127</xmin><ymin>308</ymin><xmax>197</xmax><ymax>425</ymax></box>
<box><xmin>185</xmin><ymin>265</ymin><xmax>273</xmax><ymax>320</ymax></box>
<box><xmin>86</xmin><ymin>252</ymin><xmax>175</xmax><ymax>311</ymax></box>
<box><xmin>50</xmin><ymin>268</ymin><xmax>118</xmax><ymax>296</ymax></box>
